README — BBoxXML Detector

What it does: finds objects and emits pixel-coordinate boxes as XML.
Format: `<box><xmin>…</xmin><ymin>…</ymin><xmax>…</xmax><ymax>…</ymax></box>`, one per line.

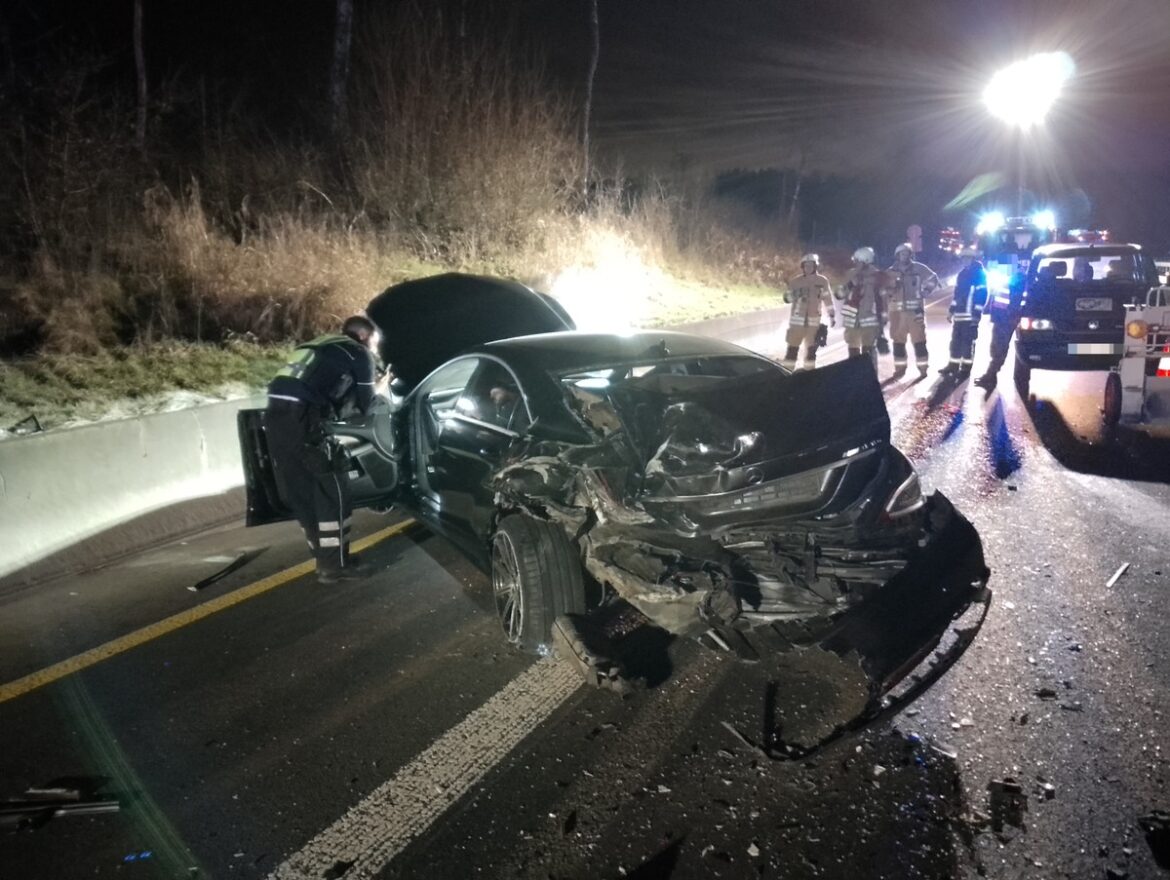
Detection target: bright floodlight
<box><xmin>976</xmin><ymin>211</ymin><xmax>1006</xmax><ymax>236</ymax></box>
<box><xmin>1031</xmin><ymin>209</ymin><xmax>1057</xmax><ymax>230</ymax></box>
<box><xmin>983</xmin><ymin>52</ymin><xmax>1075</xmax><ymax>129</ymax></box>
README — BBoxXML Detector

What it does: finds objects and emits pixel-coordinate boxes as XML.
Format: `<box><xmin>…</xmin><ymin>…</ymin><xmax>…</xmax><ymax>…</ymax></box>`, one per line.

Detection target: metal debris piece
<box><xmin>551</xmin><ymin>614</ymin><xmax>630</xmax><ymax>693</ymax></box>
<box><xmin>1139</xmin><ymin>810</ymin><xmax>1170</xmax><ymax>869</ymax></box>
<box><xmin>1</xmin><ymin>787</ymin><xmax>120</xmax><ymax>831</ymax></box>
<box><xmin>1105</xmin><ymin>563</ymin><xmax>1130</xmax><ymax>588</ymax></box>
<box><xmin>1035</xmin><ymin>687</ymin><xmax>1058</xmax><ymax>700</ymax></box>
<box><xmin>191</xmin><ymin>549</ymin><xmax>264</xmax><ymax>591</ymax></box>
<box><xmin>9</xmin><ymin>414</ymin><xmax>42</xmax><ymax>435</ymax></box>
<box><xmin>987</xmin><ymin>777</ymin><xmax>1028</xmax><ymax>831</ymax></box>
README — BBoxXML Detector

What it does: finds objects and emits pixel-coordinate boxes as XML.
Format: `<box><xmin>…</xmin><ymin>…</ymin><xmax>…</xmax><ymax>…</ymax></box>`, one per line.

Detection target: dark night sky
<box><xmin>5</xmin><ymin>0</ymin><xmax>1170</xmax><ymax>248</ymax></box>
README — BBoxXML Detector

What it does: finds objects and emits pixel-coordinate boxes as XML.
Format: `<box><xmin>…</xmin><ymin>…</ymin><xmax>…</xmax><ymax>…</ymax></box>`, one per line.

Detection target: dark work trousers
<box><xmin>266</xmin><ymin>400</ymin><xmax>353</xmax><ymax>571</ymax></box>
<box><xmin>948</xmin><ymin>318</ymin><xmax>981</xmax><ymax>368</ymax></box>
<box><xmin>984</xmin><ymin>313</ymin><xmax>1017</xmax><ymax>376</ymax></box>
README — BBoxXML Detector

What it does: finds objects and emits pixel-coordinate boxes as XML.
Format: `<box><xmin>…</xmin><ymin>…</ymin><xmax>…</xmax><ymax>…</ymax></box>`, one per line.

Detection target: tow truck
<box><xmin>1103</xmin><ymin>283</ymin><xmax>1170</xmax><ymax>431</ymax></box>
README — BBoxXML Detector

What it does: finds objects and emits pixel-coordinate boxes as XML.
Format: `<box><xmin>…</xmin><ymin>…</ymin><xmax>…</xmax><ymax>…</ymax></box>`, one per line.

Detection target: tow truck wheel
<box><xmin>1103</xmin><ymin>371</ymin><xmax>1122</xmax><ymax>427</ymax></box>
<box><xmin>491</xmin><ymin>514</ymin><xmax>585</xmax><ymax>653</ymax></box>
<box><xmin>1013</xmin><ymin>357</ymin><xmax>1031</xmax><ymax>397</ymax></box>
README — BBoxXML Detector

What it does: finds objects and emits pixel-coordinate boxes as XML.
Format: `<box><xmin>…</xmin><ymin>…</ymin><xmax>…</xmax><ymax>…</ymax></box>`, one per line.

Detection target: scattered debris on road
<box><xmin>1105</xmin><ymin>562</ymin><xmax>1131</xmax><ymax>588</ymax></box>
<box><xmin>1139</xmin><ymin>809</ymin><xmax>1170</xmax><ymax>869</ymax></box>
<box><xmin>1</xmin><ymin>782</ymin><xmax>120</xmax><ymax>832</ymax></box>
<box><xmin>987</xmin><ymin>777</ymin><xmax>1028</xmax><ymax>831</ymax></box>
<box><xmin>190</xmin><ymin>549</ymin><xmax>265</xmax><ymax>592</ymax></box>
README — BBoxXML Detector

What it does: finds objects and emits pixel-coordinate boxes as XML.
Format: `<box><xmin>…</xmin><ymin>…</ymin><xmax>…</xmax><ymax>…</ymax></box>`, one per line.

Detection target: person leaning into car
<box><xmin>266</xmin><ymin>315</ymin><xmax>387</xmax><ymax>583</ymax></box>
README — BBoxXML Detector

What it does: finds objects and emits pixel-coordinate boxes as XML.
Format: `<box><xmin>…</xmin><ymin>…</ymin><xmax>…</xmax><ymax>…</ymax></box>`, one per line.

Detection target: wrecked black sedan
<box><xmin>240</xmin><ymin>274</ymin><xmax>990</xmax><ymax>724</ymax></box>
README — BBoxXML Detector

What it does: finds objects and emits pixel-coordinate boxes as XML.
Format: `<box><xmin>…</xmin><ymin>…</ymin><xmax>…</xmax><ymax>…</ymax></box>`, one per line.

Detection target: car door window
<box><xmin>456</xmin><ymin>359</ymin><xmax>530</xmax><ymax>433</ymax></box>
<box><xmin>419</xmin><ymin>358</ymin><xmax>479</xmax><ymax>441</ymax></box>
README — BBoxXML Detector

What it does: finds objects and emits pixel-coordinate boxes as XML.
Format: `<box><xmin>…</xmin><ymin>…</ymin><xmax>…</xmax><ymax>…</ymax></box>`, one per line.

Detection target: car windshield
<box><xmin>1032</xmin><ymin>250</ymin><xmax>1153</xmax><ymax>285</ymax></box>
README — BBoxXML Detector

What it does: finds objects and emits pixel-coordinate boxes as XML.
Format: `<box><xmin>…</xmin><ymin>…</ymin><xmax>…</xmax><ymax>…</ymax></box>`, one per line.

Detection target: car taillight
<box><xmin>884</xmin><ymin>472</ymin><xmax>926</xmax><ymax>519</ymax></box>
<box><xmin>1019</xmin><ymin>317</ymin><xmax>1053</xmax><ymax>331</ymax></box>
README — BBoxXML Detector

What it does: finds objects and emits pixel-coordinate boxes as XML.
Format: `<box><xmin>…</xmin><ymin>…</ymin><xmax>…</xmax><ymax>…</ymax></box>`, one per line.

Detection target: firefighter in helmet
<box><xmin>942</xmin><ymin>246</ymin><xmax>988</xmax><ymax>377</ymax></box>
<box><xmin>782</xmin><ymin>252</ymin><xmax>835</xmax><ymax>370</ymax></box>
<box><xmin>266</xmin><ymin>315</ymin><xmax>388</xmax><ymax>583</ymax></box>
<box><xmin>886</xmin><ymin>242</ymin><xmax>940</xmax><ymax>374</ymax></box>
<box><xmin>835</xmin><ymin>247</ymin><xmax>888</xmax><ymax>363</ymax></box>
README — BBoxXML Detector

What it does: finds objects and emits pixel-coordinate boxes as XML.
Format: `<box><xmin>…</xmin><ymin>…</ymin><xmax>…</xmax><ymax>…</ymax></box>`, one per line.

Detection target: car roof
<box><xmin>1032</xmin><ymin>243</ymin><xmax>1142</xmax><ymax>258</ymax></box>
<box><xmin>477</xmin><ymin>330</ymin><xmax>766</xmax><ymax>373</ymax></box>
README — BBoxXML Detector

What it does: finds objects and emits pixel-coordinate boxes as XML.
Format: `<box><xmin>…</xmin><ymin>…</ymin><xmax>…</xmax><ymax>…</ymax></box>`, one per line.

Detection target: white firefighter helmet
<box><xmin>894</xmin><ymin>242</ymin><xmax>914</xmax><ymax>260</ymax></box>
<box><xmin>852</xmin><ymin>246</ymin><xmax>875</xmax><ymax>265</ymax></box>
<box><xmin>800</xmin><ymin>252</ymin><xmax>820</xmax><ymax>268</ymax></box>
<box><xmin>959</xmin><ymin>246</ymin><xmax>978</xmax><ymax>258</ymax></box>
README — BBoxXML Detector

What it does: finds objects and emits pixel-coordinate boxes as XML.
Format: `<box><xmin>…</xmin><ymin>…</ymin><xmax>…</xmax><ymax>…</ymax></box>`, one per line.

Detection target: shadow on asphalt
<box><xmin>1024</xmin><ymin>394</ymin><xmax>1170</xmax><ymax>484</ymax></box>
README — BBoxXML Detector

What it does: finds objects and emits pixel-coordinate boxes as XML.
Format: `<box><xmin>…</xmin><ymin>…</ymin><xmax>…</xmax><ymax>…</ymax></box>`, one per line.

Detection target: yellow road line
<box><xmin>0</xmin><ymin>519</ymin><xmax>418</xmax><ymax>705</ymax></box>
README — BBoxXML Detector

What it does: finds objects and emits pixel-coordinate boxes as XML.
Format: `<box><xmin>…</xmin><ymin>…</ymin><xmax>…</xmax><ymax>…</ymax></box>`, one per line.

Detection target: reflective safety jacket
<box><xmin>784</xmin><ymin>272</ymin><xmax>835</xmax><ymax>327</ymax></box>
<box><xmin>267</xmin><ymin>334</ymin><xmax>378</xmax><ymax>416</ymax></box>
<box><xmin>836</xmin><ymin>265</ymin><xmax>888</xmax><ymax>328</ymax></box>
<box><xmin>886</xmin><ymin>261</ymin><xmax>939</xmax><ymax>313</ymax></box>
<box><xmin>950</xmin><ymin>262</ymin><xmax>988</xmax><ymax>322</ymax></box>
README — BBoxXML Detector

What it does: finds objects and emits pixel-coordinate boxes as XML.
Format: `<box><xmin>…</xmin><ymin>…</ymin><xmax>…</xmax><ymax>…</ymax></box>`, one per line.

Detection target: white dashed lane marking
<box><xmin>268</xmin><ymin>656</ymin><xmax>581</xmax><ymax>880</ymax></box>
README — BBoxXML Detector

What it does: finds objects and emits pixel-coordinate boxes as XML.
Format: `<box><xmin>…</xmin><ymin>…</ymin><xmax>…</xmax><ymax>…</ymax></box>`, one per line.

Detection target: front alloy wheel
<box><xmin>491</xmin><ymin>514</ymin><xmax>586</xmax><ymax>653</ymax></box>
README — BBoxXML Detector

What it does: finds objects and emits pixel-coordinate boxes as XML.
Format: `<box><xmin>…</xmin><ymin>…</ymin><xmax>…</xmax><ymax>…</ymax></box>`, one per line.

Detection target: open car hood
<box><xmin>366</xmin><ymin>273</ymin><xmax>574</xmax><ymax>387</ymax></box>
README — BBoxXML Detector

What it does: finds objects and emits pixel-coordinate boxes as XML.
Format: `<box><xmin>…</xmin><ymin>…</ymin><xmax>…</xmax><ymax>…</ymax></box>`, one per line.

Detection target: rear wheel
<box><xmin>1013</xmin><ymin>357</ymin><xmax>1031</xmax><ymax>397</ymax></box>
<box><xmin>491</xmin><ymin>514</ymin><xmax>585</xmax><ymax>653</ymax></box>
<box><xmin>1103</xmin><ymin>371</ymin><xmax>1122</xmax><ymax>427</ymax></box>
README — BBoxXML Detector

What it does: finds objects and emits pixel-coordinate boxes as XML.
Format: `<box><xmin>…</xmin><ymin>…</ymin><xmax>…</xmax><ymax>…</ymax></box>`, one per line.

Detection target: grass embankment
<box><xmin>0</xmin><ymin>342</ymin><xmax>291</xmax><ymax>432</ymax></box>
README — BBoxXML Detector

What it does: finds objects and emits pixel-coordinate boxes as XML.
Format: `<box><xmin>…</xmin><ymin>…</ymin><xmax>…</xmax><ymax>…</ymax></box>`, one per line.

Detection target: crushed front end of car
<box><xmin>490</xmin><ymin>353</ymin><xmax>990</xmax><ymax>747</ymax></box>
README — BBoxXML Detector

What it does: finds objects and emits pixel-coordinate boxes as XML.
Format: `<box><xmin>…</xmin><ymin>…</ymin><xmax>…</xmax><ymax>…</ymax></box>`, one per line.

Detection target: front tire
<box><xmin>491</xmin><ymin>514</ymin><xmax>586</xmax><ymax>653</ymax></box>
<box><xmin>1103</xmin><ymin>371</ymin><xmax>1122</xmax><ymax>427</ymax></box>
<box><xmin>1013</xmin><ymin>356</ymin><xmax>1031</xmax><ymax>397</ymax></box>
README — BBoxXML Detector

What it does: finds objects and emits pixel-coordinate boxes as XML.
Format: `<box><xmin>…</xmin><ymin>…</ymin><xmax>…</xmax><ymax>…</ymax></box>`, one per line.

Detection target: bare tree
<box><xmin>329</xmin><ymin>0</ymin><xmax>355</xmax><ymax>135</ymax></box>
<box><xmin>133</xmin><ymin>0</ymin><xmax>147</xmax><ymax>152</ymax></box>
<box><xmin>582</xmin><ymin>0</ymin><xmax>599</xmax><ymax>198</ymax></box>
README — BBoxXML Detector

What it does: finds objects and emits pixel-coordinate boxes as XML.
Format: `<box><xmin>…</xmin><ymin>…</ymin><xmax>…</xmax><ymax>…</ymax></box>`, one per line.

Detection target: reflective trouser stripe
<box><xmin>320</xmin><ymin>537</ymin><xmax>341</xmax><ymax>547</ymax></box>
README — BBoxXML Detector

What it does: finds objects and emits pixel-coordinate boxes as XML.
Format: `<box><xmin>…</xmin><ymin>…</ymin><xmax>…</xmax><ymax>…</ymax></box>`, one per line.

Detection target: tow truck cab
<box><xmin>1104</xmin><ymin>285</ymin><xmax>1170</xmax><ymax>429</ymax></box>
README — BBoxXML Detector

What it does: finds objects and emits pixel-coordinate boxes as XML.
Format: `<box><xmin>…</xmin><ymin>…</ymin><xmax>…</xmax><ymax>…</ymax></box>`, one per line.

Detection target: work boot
<box><xmin>974</xmin><ymin>373</ymin><xmax>997</xmax><ymax>390</ymax></box>
<box><xmin>317</xmin><ymin>559</ymin><xmax>374</xmax><ymax>584</ymax></box>
<box><xmin>939</xmin><ymin>363</ymin><xmax>959</xmax><ymax>376</ymax></box>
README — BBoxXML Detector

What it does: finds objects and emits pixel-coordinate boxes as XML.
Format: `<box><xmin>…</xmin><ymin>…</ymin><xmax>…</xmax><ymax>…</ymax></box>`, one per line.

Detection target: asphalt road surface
<box><xmin>2</xmin><ymin>295</ymin><xmax>1168</xmax><ymax>880</ymax></box>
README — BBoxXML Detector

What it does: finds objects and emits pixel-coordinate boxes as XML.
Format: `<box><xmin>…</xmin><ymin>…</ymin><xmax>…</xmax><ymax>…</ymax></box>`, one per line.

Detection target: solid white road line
<box><xmin>268</xmin><ymin>656</ymin><xmax>582</xmax><ymax>880</ymax></box>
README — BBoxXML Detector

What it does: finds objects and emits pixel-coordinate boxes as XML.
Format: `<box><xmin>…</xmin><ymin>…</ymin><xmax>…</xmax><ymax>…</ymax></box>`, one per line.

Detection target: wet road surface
<box><xmin>2</xmin><ymin>299</ymin><xmax>1168</xmax><ymax>879</ymax></box>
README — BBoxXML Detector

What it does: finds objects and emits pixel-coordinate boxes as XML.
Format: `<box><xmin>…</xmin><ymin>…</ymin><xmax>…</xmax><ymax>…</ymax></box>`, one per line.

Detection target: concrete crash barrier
<box><xmin>0</xmin><ymin>397</ymin><xmax>262</xmax><ymax>584</ymax></box>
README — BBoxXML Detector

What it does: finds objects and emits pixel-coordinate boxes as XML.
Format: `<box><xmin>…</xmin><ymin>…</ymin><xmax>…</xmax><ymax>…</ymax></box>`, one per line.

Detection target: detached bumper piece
<box><xmin>708</xmin><ymin>494</ymin><xmax>992</xmax><ymax>758</ymax></box>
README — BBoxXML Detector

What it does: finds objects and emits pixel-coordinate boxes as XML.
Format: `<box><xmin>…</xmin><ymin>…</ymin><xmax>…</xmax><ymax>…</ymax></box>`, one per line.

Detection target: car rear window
<box><xmin>557</xmin><ymin>354</ymin><xmax>775</xmax><ymax>392</ymax></box>
<box><xmin>1033</xmin><ymin>251</ymin><xmax>1151</xmax><ymax>285</ymax></box>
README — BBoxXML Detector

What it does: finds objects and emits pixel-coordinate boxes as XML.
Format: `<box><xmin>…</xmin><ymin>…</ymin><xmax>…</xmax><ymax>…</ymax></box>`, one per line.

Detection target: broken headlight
<box><xmin>883</xmin><ymin>471</ymin><xmax>926</xmax><ymax>519</ymax></box>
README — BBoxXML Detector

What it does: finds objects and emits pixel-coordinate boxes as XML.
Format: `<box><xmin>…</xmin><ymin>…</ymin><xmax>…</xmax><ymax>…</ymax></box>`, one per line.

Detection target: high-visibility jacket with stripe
<box><xmin>886</xmin><ymin>261</ymin><xmax>939</xmax><ymax>313</ymax></box>
<box><xmin>784</xmin><ymin>272</ymin><xmax>835</xmax><ymax>327</ymax></box>
<box><xmin>950</xmin><ymin>262</ymin><xmax>988</xmax><ymax>322</ymax></box>
<box><xmin>836</xmin><ymin>265</ymin><xmax>888</xmax><ymax>328</ymax></box>
<box><xmin>268</xmin><ymin>334</ymin><xmax>378</xmax><ymax>415</ymax></box>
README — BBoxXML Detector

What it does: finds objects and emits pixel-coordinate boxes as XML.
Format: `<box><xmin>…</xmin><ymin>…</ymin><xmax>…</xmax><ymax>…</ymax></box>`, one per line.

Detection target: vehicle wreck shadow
<box><xmin>1025</xmin><ymin>395</ymin><xmax>1170</xmax><ymax>483</ymax></box>
<box><xmin>588</xmin><ymin>667</ymin><xmax>981</xmax><ymax>879</ymax></box>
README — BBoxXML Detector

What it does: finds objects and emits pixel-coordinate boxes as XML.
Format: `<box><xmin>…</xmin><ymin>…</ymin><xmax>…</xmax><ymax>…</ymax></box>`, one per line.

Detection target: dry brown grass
<box><xmin>0</xmin><ymin>17</ymin><xmax>799</xmax><ymax>361</ymax></box>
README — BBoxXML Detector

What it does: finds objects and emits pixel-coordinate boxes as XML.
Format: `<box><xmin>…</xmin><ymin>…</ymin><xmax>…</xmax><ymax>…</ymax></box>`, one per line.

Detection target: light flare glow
<box><xmin>983</xmin><ymin>52</ymin><xmax>1075</xmax><ymax>130</ymax></box>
